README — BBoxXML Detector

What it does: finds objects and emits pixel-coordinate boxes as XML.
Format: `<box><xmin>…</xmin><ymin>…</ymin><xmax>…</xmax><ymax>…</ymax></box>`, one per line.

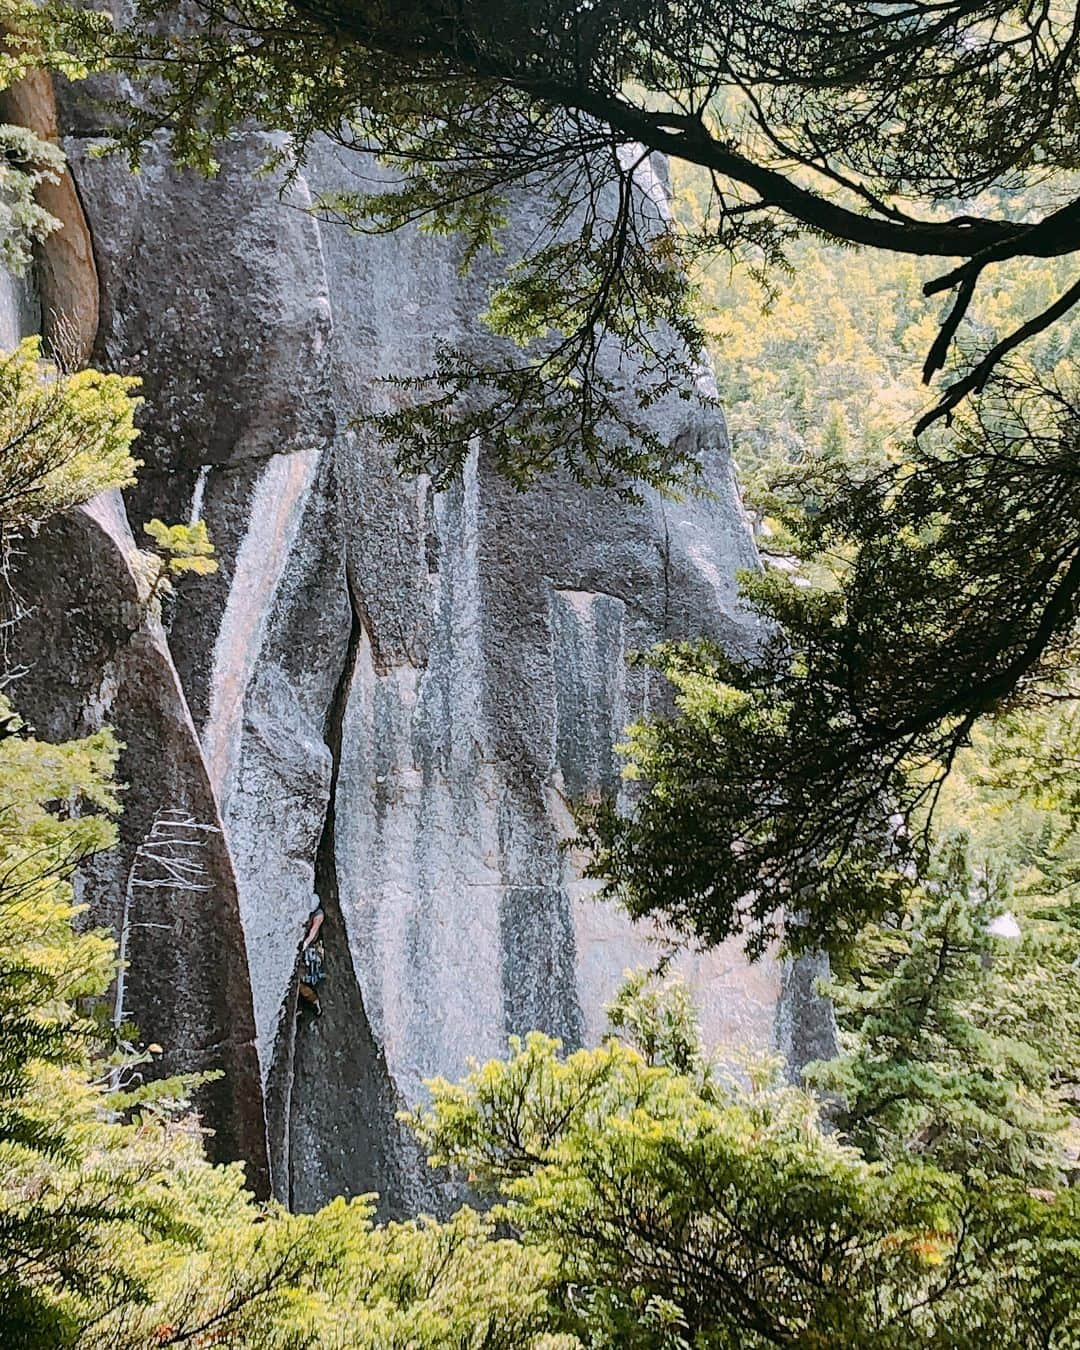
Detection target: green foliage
<box><xmin>0</xmin><ymin>338</ymin><xmax>140</xmax><ymax>542</ymax></box>
<box><xmin>0</xmin><ymin>771</ymin><xmax>559</xmax><ymax>1347</ymax></box>
<box><xmin>931</xmin><ymin>714</ymin><xmax>1080</xmax><ymax>1160</ymax></box>
<box><xmin>415</xmin><ymin>984</ymin><xmax>1080</xmax><ymax>1348</ymax></box>
<box><xmin>577</xmin><ymin>626</ymin><xmax>906</xmax><ymax>958</ymax></box>
<box><xmin>11</xmin><ymin>698</ymin><xmax>1072</xmax><ymax>1348</ymax></box>
<box><xmin>579</xmin><ymin>370</ymin><xmax>1080</xmax><ymax>958</ymax></box>
<box><xmin>808</xmin><ymin>836</ymin><xmax>1067</xmax><ymax>1183</ymax></box>
<box><xmin>371</xmin><ymin>216</ymin><xmax>705</xmax><ymax>493</ymax></box>
<box><xmin>141</xmin><ymin>517</ymin><xmax>218</xmax><ymax>599</ymax></box>
<box><xmin>0</xmin><ymin>126</ymin><xmax>63</xmax><ymax>275</ymax></box>
<box><xmin>300</xmin><ymin>1203</ymin><xmax>561</xmax><ymax>1348</ymax></box>
<box><xmin>604</xmin><ymin>969</ymin><xmax>705</xmax><ymax>1079</ymax></box>
<box><xmin>0</xmin><ymin>698</ymin><xmax>119</xmax><ymax>1155</ymax></box>
<box><xmin>0</xmin><ymin>0</ymin><xmax>100</xmax><ymax>89</ymax></box>
<box><xmin>977</xmin><ymin>699</ymin><xmax>1080</xmax><ymax>887</ymax></box>
<box><xmin>0</xmin><ymin>697</ymin><xmax>191</xmax><ymax>1343</ymax></box>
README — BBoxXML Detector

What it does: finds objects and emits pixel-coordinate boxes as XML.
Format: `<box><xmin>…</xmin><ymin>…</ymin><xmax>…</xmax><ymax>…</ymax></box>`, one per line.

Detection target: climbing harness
<box><xmin>298</xmin><ymin>905</ymin><xmax>327</xmax><ymax>1014</ymax></box>
<box><xmin>301</xmin><ymin>940</ymin><xmax>326</xmax><ymax>991</ymax></box>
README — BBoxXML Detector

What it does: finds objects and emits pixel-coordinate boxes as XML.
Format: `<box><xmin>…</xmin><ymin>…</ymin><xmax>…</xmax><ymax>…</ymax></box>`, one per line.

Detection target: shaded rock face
<box><xmin>9</xmin><ymin>494</ymin><xmax>269</xmax><ymax>1192</ymax></box>
<box><xmin>11</xmin><ymin>112</ymin><xmax>802</xmax><ymax>1213</ymax></box>
<box><xmin>0</xmin><ymin>266</ymin><xmax>38</xmax><ymax>348</ymax></box>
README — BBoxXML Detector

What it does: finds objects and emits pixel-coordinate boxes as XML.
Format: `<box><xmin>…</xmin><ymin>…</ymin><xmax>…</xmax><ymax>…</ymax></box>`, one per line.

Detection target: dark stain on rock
<box><xmin>280</xmin><ymin>585</ymin><xmax>427</xmax><ymax>1218</ymax></box>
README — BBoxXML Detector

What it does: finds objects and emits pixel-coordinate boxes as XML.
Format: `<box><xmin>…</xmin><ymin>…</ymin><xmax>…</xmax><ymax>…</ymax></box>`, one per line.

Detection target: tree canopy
<box><xmin>579</xmin><ymin>372</ymin><xmax>1080</xmax><ymax>954</ymax></box>
<box><xmin>415</xmin><ymin>979</ymin><xmax>1080</xmax><ymax>1348</ymax></box>
<box><xmin>51</xmin><ymin>0</ymin><xmax>1079</xmax><ymax>429</ymax></box>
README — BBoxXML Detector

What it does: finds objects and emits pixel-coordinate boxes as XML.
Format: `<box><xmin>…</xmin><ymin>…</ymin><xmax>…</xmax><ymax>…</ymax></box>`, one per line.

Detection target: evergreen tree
<box><xmin>808</xmin><ymin>836</ymin><xmax>1066</xmax><ymax>1183</ymax></box>
<box><xmin>579</xmin><ymin>373</ymin><xmax>1080</xmax><ymax>957</ymax></box>
<box><xmin>415</xmin><ymin>977</ymin><xmax>1080</xmax><ymax>1348</ymax></box>
<box><xmin>0</xmin><ymin>337</ymin><xmax>139</xmax><ymax>546</ymax></box>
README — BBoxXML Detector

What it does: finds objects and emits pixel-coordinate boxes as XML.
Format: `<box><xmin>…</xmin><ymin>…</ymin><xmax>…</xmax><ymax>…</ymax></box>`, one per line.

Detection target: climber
<box><xmin>297</xmin><ymin>903</ymin><xmax>326</xmax><ymax>1014</ymax></box>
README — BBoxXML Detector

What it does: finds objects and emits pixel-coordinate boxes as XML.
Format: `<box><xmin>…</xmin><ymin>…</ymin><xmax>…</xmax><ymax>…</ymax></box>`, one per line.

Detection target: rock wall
<box><xmin>11</xmin><ymin>494</ymin><xmax>270</xmax><ymax>1191</ymax></box>
<box><xmin>9</xmin><ymin>98</ymin><xmax>803</xmax><ymax>1213</ymax></box>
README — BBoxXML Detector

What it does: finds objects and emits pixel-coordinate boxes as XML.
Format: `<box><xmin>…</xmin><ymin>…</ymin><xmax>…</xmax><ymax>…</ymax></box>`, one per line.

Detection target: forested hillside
<box><xmin>680</xmin><ymin>172</ymin><xmax>1080</xmax><ymax>497</ymax></box>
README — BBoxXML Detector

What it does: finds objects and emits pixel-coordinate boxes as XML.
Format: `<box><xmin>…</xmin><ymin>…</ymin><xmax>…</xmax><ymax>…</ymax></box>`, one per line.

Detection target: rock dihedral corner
<box><xmin>12</xmin><ymin>95</ymin><xmax>797</xmax><ymax>1213</ymax></box>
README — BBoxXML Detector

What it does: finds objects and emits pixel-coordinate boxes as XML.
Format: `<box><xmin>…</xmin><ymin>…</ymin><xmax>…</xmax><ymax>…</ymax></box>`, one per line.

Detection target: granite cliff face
<box><xmin>6</xmin><ymin>96</ymin><xmax>804</xmax><ymax>1213</ymax></box>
